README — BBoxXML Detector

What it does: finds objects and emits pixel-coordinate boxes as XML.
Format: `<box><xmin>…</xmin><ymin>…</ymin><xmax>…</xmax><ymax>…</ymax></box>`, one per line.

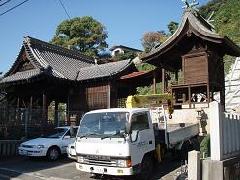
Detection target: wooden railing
<box><xmin>0</xmin><ymin>140</ymin><xmax>23</xmax><ymax>157</ymax></box>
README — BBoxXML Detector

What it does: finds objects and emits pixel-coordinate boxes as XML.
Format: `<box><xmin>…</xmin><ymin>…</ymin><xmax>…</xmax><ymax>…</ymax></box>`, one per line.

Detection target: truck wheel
<box><xmin>138</xmin><ymin>155</ymin><xmax>153</xmax><ymax>180</ymax></box>
<box><xmin>47</xmin><ymin>147</ymin><xmax>60</xmax><ymax>161</ymax></box>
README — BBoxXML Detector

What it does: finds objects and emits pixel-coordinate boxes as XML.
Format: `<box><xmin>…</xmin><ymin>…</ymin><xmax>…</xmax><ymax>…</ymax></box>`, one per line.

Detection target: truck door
<box><xmin>129</xmin><ymin>112</ymin><xmax>155</xmax><ymax>166</ymax></box>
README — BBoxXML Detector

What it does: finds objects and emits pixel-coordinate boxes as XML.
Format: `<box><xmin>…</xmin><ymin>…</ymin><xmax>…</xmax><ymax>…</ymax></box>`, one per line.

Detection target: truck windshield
<box><xmin>77</xmin><ymin>112</ymin><xmax>129</xmax><ymax>138</ymax></box>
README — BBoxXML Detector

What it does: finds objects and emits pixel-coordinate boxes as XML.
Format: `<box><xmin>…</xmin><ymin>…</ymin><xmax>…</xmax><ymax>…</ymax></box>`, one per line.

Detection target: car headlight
<box><xmin>115</xmin><ymin>159</ymin><xmax>132</xmax><ymax>168</ymax></box>
<box><xmin>37</xmin><ymin>145</ymin><xmax>45</xmax><ymax>149</ymax></box>
<box><xmin>77</xmin><ymin>156</ymin><xmax>84</xmax><ymax>163</ymax></box>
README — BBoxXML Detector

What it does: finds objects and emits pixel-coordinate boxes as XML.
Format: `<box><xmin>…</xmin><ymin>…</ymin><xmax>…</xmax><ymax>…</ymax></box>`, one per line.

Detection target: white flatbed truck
<box><xmin>75</xmin><ymin>107</ymin><xmax>199</xmax><ymax>179</ymax></box>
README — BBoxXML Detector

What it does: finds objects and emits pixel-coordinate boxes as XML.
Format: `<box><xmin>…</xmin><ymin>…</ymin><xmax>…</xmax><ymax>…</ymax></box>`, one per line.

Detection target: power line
<box><xmin>58</xmin><ymin>0</ymin><xmax>71</xmax><ymax>19</ymax></box>
<box><xmin>0</xmin><ymin>0</ymin><xmax>30</xmax><ymax>17</ymax></box>
<box><xmin>0</xmin><ymin>0</ymin><xmax>11</xmax><ymax>7</ymax></box>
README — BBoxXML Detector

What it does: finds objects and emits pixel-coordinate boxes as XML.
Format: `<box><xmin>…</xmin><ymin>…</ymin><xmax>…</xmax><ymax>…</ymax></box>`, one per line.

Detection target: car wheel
<box><xmin>47</xmin><ymin>147</ymin><xmax>60</xmax><ymax>161</ymax></box>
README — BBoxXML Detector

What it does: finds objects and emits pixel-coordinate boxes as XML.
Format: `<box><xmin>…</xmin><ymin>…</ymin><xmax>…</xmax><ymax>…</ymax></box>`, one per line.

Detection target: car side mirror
<box><xmin>64</xmin><ymin>135</ymin><xmax>71</xmax><ymax>139</ymax></box>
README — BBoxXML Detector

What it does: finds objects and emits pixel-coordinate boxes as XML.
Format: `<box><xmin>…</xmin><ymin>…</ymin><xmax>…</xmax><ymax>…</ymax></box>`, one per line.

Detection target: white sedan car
<box><xmin>66</xmin><ymin>142</ymin><xmax>76</xmax><ymax>160</ymax></box>
<box><xmin>18</xmin><ymin>126</ymin><xmax>78</xmax><ymax>161</ymax></box>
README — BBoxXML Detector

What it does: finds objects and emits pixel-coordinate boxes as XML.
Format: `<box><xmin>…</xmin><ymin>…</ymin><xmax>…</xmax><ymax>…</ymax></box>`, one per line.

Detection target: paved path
<box><xmin>0</xmin><ymin>156</ymin><xmax>183</xmax><ymax>180</ymax></box>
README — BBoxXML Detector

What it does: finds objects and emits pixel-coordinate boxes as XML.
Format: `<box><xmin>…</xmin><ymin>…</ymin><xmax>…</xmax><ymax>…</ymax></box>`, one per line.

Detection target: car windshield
<box><xmin>42</xmin><ymin>128</ymin><xmax>68</xmax><ymax>138</ymax></box>
<box><xmin>77</xmin><ymin>112</ymin><xmax>129</xmax><ymax>138</ymax></box>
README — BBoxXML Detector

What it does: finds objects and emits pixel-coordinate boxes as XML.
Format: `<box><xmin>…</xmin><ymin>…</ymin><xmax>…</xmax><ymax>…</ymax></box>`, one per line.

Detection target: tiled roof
<box><xmin>1</xmin><ymin>36</ymin><xmax>134</xmax><ymax>84</ymax></box>
<box><xmin>24</xmin><ymin>36</ymin><xmax>94</xmax><ymax>80</ymax></box>
<box><xmin>1</xmin><ymin>69</ymin><xmax>44</xmax><ymax>83</ymax></box>
<box><xmin>77</xmin><ymin>59</ymin><xmax>132</xmax><ymax>81</ymax></box>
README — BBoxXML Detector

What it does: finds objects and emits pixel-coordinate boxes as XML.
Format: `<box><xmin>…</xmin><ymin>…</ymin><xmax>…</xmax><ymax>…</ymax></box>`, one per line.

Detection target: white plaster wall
<box><xmin>111</xmin><ymin>48</ymin><xmax>124</xmax><ymax>57</ymax></box>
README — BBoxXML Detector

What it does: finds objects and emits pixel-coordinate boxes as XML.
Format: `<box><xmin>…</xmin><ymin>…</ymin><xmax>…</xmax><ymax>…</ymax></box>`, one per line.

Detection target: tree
<box><xmin>141</xmin><ymin>31</ymin><xmax>168</xmax><ymax>53</ymax></box>
<box><xmin>199</xmin><ymin>0</ymin><xmax>240</xmax><ymax>73</ymax></box>
<box><xmin>168</xmin><ymin>21</ymin><xmax>179</xmax><ymax>35</ymax></box>
<box><xmin>51</xmin><ymin>16</ymin><xmax>108</xmax><ymax>57</ymax></box>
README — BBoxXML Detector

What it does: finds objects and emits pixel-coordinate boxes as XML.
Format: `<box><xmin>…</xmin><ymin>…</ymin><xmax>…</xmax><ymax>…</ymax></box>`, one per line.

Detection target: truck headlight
<box><xmin>78</xmin><ymin>156</ymin><xmax>84</xmax><ymax>163</ymax></box>
<box><xmin>116</xmin><ymin>159</ymin><xmax>132</xmax><ymax>168</ymax></box>
<box><xmin>37</xmin><ymin>145</ymin><xmax>45</xmax><ymax>149</ymax></box>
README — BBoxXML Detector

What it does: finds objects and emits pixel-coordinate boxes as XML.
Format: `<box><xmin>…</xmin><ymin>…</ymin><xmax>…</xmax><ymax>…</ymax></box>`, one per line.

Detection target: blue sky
<box><xmin>0</xmin><ymin>0</ymin><xmax>209</xmax><ymax>73</ymax></box>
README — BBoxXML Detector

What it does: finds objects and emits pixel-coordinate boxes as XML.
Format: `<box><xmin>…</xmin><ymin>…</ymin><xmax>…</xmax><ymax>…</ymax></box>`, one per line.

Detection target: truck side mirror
<box><xmin>125</xmin><ymin>122</ymin><xmax>132</xmax><ymax>134</ymax></box>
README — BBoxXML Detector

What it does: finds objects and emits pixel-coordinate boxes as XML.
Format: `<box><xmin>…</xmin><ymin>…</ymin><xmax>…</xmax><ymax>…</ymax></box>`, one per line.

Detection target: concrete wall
<box><xmin>202</xmin><ymin>155</ymin><xmax>240</xmax><ymax>180</ymax></box>
<box><xmin>170</xmin><ymin>107</ymin><xmax>210</xmax><ymax>135</ymax></box>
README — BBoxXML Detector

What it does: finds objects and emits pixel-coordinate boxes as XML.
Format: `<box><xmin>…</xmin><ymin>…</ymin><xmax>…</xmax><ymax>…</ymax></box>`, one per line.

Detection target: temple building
<box><xmin>141</xmin><ymin>8</ymin><xmax>240</xmax><ymax>110</ymax></box>
<box><xmin>0</xmin><ymin>37</ymin><xmax>158</xmax><ymax>136</ymax></box>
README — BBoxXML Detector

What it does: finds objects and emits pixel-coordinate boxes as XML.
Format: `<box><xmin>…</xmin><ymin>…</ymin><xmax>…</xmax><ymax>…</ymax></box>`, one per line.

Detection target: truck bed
<box><xmin>154</xmin><ymin>123</ymin><xmax>199</xmax><ymax>146</ymax></box>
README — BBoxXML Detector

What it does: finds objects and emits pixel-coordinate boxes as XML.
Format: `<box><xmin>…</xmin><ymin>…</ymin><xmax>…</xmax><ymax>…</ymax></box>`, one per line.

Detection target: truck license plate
<box><xmin>93</xmin><ymin>167</ymin><xmax>104</xmax><ymax>174</ymax></box>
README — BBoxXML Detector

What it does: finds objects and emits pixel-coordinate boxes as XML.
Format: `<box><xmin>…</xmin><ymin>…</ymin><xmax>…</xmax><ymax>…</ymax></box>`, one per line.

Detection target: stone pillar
<box><xmin>188</xmin><ymin>151</ymin><xmax>200</xmax><ymax>180</ymax></box>
<box><xmin>210</xmin><ymin>101</ymin><xmax>223</xmax><ymax>161</ymax></box>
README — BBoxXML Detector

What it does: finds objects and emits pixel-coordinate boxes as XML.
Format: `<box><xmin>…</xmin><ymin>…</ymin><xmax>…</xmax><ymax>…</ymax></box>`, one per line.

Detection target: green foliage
<box><xmin>51</xmin><ymin>16</ymin><xmax>108</xmax><ymax>57</ymax></box>
<box><xmin>200</xmin><ymin>134</ymin><xmax>210</xmax><ymax>158</ymax></box>
<box><xmin>199</xmin><ymin>0</ymin><xmax>240</xmax><ymax>74</ymax></box>
<box><xmin>135</xmin><ymin>63</ymin><xmax>156</xmax><ymax>71</ymax></box>
<box><xmin>168</xmin><ymin>21</ymin><xmax>179</xmax><ymax>35</ymax></box>
<box><xmin>136</xmin><ymin>83</ymin><xmax>163</xmax><ymax>95</ymax></box>
<box><xmin>135</xmin><ymin>62</ymin><xmax>162</xmax><ymax>95</ymax></box>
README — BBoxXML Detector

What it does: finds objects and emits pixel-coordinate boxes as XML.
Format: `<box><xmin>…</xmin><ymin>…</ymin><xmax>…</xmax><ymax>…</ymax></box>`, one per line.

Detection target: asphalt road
<box><xmin>0</xmin><ymin>155</ymin><xmax>183</xmax><ymax>180</ymax></box>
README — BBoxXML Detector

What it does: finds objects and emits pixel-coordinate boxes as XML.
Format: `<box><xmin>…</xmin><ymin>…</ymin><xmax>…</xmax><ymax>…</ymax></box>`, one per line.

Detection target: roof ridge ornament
<box><xmin>181</xmin><ymin>0</ymin><xmax>216</xmax><ymax>30</ymax></box>
<box><xmin>182</xmin><ymin>0</ymin><xmax>199</xmax><ymax>12</ymax></box>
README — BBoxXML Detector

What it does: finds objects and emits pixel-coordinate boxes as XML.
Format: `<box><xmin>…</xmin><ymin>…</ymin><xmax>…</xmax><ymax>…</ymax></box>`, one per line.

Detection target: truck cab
<box><xmin>75</xmin><ymin>108</ymin><xmax>155</xmax><ymax>178</ymax></box>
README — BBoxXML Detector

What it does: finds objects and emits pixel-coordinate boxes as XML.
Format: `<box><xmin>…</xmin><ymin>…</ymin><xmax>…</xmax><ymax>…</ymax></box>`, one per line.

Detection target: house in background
<box><xmin>109</xmin><ymin>45</ymin><xmax>142</xmax><ymax>57</ymax></box>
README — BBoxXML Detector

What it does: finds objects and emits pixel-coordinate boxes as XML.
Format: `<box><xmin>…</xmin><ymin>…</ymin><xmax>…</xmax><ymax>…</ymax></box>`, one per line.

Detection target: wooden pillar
<box><xmin>162</xmin><ymin>68</ymin><xmax>165</xmax><ymax>93</ymax></box>
<box><xmin>16</xmin><ymin>97</ymin><xmax>20</xmax><ymax>122</ymax></box>
<box><xmin>220</xmin><ymin>89</ymin><xmax>225</xmax><ymax>112</ymax></box>
<box><xmin>188</xmin><ymin>85</ymin><xmax>191</xmax><ymax>108</ymax></box>
<box><xmin>42</xmin><ymin>93</ymin><xmax>47</xmax><ymax>125</ymax></box>
<box><xmin>153</xmin><ymin>71</ymin><xmax>156</xmax><ymax>94</ymax></box>
<box><xmin>17</xmin><ymin>97</ymin><xmax>20</xmax><ymax>109</ymax></box>
<box><xmin>107</xmin><ymin>84</ymin><xmax>111</xmax><ymax>108</ymax></box>
<box><xmin>165</xmin><ymin>71</ymin><xmax>168</xmax><ymax>92</ymax></box>
<box><xmin>175</xmin><ymin>70</ymin><xmax>178</xmax><ymax>83</ymax></box>
<box><xmin>67</xmin><ymin>95</ymin><xmax>70</xmax><ymax>125</ymax></box>
<box><xmin>29</xmin><ymin>96</ymin><xmax>33</xmax><ymax>123</ymax></box>
<box><xmin>54</xmin><ymin>101</ymin><xmax>59</xmax><ymax>127</ymax></box>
